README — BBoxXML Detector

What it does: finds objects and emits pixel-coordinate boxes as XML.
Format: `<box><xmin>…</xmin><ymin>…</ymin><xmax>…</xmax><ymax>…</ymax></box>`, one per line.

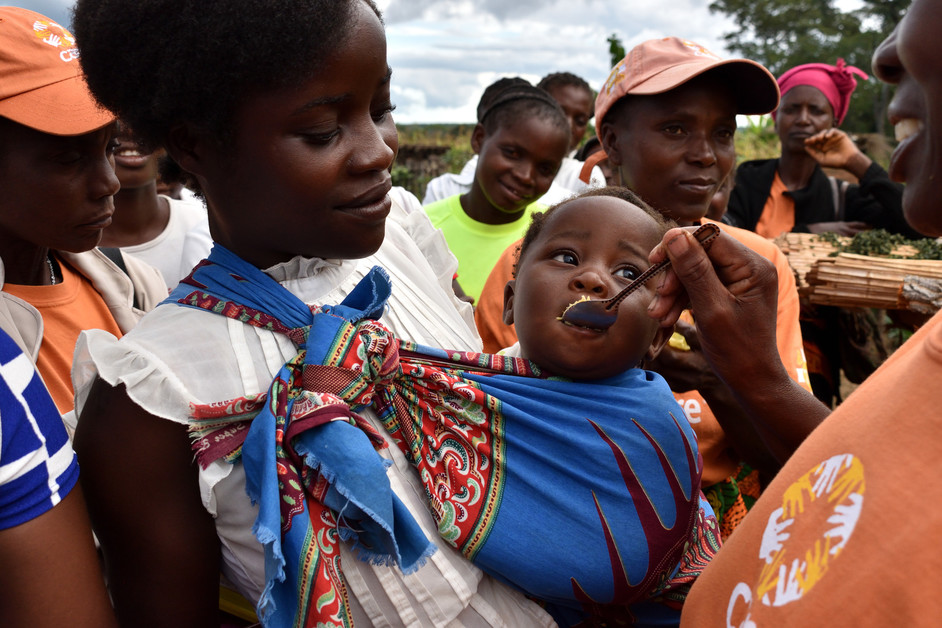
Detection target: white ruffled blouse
<box><xmin>73</xmin><ymin>193</ymin><xmax>554</xmax><ymax>627</ymax></box>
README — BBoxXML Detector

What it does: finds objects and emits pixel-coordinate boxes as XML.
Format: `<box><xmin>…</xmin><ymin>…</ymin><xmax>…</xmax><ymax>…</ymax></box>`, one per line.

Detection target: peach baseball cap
<box><xmin>0</xmin><ymin>7</ymin><xmax>113</xmax><ymax>135</ymax></box>
<box><xmin>595</xmin><ymin>37</ymin><xmax>780</xmax><ymax>129</ymax></box>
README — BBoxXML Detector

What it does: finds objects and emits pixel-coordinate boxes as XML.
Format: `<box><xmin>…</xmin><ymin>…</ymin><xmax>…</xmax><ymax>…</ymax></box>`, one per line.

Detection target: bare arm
<box><xmin>0</xmin><ymin>485</ymin><xmax>118</xmax><ymax>628</ymax></box>
<box><xmin>648</xmin><ymin>228</ymin><xmax>830</xmax><ymax>461</ymax></box>
<box><xmin>651</xmin><ymin>321</ymin><xmax>782</xmax><ymax>478</ymax></box>
<box><xmin>74</xmin><ymin>378</ymin><xmax>222</xmax><ymax>628</ymax></box>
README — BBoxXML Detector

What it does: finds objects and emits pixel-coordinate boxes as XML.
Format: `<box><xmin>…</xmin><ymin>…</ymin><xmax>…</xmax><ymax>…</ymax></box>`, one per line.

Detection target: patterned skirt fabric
<box><xmin>704</xmin><ymin>462</ymin><xmax>761</xmax><ymax>541</ymax></box>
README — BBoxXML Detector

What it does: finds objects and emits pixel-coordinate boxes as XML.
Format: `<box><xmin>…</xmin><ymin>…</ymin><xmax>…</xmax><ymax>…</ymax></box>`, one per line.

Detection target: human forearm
<box><xmin>843</xmin><ymin>151</ymin><xmax>874</xmax><ymax>180</ymax></box>
<box><xmin>653</xmin><ymin>323</ymin><xmax>785</xmax><ymax>475</ymax></box>
<box><xmin>695</xmin><ymin>369</ymin><xmax>784</xmax><ymax>476</ymax></box>
<box><xmin>0</xmin><ymin>488</ymin><xmax>118</xmax><ymax>628</ymax></box>
<box><xmin>851</xmin><ymin>162</ymin><xmax>922</xmax><ymax>237</ymax></box>
<box><xmin>712</xmin><ymin>355</ymin><xmax>830</xmax><ymax>465</ymax></box>
<box><xmin>76</xmin><ymin>379</ymin><xmax>222</xmax><ymax>628</ymax></box>
<box><xmin>649</xmin><ymin>228</ymin><xmax>831</xmax><ymax>464</ymax></box>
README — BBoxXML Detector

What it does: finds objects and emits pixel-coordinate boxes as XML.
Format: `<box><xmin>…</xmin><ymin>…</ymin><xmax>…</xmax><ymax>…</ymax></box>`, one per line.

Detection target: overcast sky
<box><xmin>11</xmin><ymin>0</ymin><xmax>865</xmax><ymax>124</ymax></box>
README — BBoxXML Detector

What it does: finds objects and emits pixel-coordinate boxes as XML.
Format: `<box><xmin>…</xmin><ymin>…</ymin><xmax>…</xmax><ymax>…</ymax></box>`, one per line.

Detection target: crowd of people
<box><xmin>0</xmin><ymin>0</ymin><xmax>939</xmax><ymax>626</ymax></box>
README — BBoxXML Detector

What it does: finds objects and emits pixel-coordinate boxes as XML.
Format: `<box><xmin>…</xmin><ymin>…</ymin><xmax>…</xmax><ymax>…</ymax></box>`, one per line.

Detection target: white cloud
<box><xmin>381</xmin><ymin>0</ymin><xmax>740</xmax><ymax>122</ymax></box>
<box><xmin>18</xmin><ymin>0</ymin><xmax>745</xmax><ymax>124</ymax></box>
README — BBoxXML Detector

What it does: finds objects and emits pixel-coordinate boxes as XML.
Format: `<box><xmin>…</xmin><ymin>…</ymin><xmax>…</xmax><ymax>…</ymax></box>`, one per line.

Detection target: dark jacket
<box><xmin>724</xmin><ymin>158</ymin><xmax>920</xmax><ymax>238</ymax></box>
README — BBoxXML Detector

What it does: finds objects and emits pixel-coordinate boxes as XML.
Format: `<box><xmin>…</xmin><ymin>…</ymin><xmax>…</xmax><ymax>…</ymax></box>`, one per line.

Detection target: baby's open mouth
<box><xmin>557</xmin><ymin>296</ymin><xmax>605</xmax><ymax>331</ymax></box>
<box><xmin>558</xmin><ymin>295</ymin><xmax>591</xmax><ymax>321</ymax></box>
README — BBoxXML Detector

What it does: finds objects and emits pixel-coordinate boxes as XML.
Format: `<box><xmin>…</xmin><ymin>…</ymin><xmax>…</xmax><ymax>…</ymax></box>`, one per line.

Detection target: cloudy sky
<box><xmin>11</xmin><ymin>0</ymin><xmax>864</xmax><ymax>123</ymax></box>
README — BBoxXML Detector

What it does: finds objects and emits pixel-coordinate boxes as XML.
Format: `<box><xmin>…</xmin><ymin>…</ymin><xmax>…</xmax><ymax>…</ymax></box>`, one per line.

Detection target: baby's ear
<box><xmin>470</xmin><ymin>123</ymin><xmax>487</xmax><ymax>155</ymax></box>
<box><xmin>502</xmin><ymin>279</ymin><xmax>517</xmax><ymax>325</ymax></box>
<box><xmin>644</xmin><ymin>323</ymin><xmax>674</xmax><ymax>363</ymax></box>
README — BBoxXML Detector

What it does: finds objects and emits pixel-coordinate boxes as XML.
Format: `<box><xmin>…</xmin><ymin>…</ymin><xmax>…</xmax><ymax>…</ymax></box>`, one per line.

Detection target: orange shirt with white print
<box><xmin>754</xmin><ymin>172</ymin><xmax>795</xmax><ymax>239</ymax></box>
<box><xmin>5</xmin><ymin>256</ymin><xmax>123</xmax><ymax>413</ymax></box>
<box><xmin>681</xmin><ymin>308</ymin><xmax>942</xmax><ymax>627</ymax></box>
<box><xmin>677</xmin><ymin>219</ymin><xmax>811</xmax><ymax>486</ymax></box>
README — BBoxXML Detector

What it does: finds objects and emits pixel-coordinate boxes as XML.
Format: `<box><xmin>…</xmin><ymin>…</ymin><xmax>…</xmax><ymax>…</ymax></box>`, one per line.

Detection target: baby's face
<box><xmin>504</xmin><ymin>196</ymin><xmax>668</xmax><ymax>380</ymax></box>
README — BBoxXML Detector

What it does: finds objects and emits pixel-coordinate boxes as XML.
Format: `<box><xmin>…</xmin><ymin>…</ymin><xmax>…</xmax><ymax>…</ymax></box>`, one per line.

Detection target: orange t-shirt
<box><xmin>474</xmin><ymin>241</ymin><xmax>519</xmax><ymax>354</ymax></box>
<box><xmin>681</xmin><ymin>309</ymin><xmax>942</xmax><ymax>626</ymax></box>
<box><xmin>475</xmin><ymin>220</ymin><xmax>811</xmax><ymax>486</ymax></box>
<box><xmin>754</xmin><ymin>172</ymin><xmax>796</xmax><ymax>239</ymax></box>
<box><xmin>5</xmin><ymin>257</ymin><xmax>123</xmax><ymax>413</ymax></box>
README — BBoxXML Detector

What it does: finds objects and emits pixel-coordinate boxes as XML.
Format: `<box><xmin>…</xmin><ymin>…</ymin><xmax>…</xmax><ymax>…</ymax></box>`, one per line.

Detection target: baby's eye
<box><xmin>552</xmin><ymin>252</ymin><xmax>577</xmax><ymax>265</ymax></box>
<box><xmin>615</xmin><ymin>266</ymin><xmax>640</xmax><ymax>280</ymax></box>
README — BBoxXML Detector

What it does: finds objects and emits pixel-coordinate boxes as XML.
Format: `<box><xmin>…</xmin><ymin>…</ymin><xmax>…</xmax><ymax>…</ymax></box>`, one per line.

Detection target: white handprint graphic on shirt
<box><xmin>825</xmin><ymin>492</ymin><xmax>863</xmax><ymax>555</ymax></box>
<box><xmin>759</xmin><ymin>506</ymin><xmax>794</xmax><ymax>564</ymax></box>
<box><xmin>812</xmin><ymin>454</ymin><xmax>853</xmax><ymax>497</ymax></box>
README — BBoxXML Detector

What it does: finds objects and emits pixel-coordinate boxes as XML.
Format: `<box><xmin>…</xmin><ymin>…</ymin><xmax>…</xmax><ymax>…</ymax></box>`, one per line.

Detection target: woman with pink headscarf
<box><xmin>724</xmin><ymin>59</ymin><xmax>916</xmax><ymax>239</ymax></box>
<box><xmin>725</xmin><ymin>60</ymin><xmax>920</xmax><ymax>408</ymax></box>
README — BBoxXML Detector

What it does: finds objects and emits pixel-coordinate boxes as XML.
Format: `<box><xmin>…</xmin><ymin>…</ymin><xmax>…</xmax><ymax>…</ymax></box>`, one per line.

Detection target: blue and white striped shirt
<box><xmin>0</xmin><ymin>328</ymin><xmax>78</xmax><ymax>530</ymax></box>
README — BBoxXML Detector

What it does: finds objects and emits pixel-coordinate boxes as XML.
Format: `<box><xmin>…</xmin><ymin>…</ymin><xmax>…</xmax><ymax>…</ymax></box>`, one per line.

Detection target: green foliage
<box><xmin>735</xmin><ymin>115</ymin><xmax>780</xmax><ymax>162</ymax></box>
<box><xmin>817</xmin><ymin>229</ymin><xmax>942</xmax><ymax>260</ymax></box>
<box><xmin>390</xmin><ymin>163</ymin><xmax>418</xmax><ymax>194</ymax></box>
<box><xmin>396</xmin><ymin>123</ymin><xmax>474</xmax><ymax>147</ymax></box>
<box><xmin>393</xmin><ymin>124</ymin><xmax>476</xmax><ymax>199</ymax></box>
<box><xmin>607</xmin><ymin>33</ymin><xmax>626</xmax><ymax>68</ymax></box>
<box><xmin>709</xmin><ymin>0</ymin><xmax>908</xmax><ymax>135</ymax></box>
<box><xmin>442</xmin><ymin>144</ymin><xmax>474</xmax><ymax>173</ymax></box>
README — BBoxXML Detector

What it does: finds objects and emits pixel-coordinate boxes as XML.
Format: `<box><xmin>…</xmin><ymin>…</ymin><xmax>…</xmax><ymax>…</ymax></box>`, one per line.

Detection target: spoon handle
<box><xmin>603</xmin><ymin>223</ymin><xmax>720</xmax><ymax>312</ymax></box>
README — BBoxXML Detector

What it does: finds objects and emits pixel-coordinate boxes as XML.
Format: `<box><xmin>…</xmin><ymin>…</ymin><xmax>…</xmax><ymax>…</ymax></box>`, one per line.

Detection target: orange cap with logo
<box><xmin>0</xmin><ymin>6</ymin><xmax>114</xmax><ymax>135</ymax></box>
<box><xmin>595</xmin><ymin>37</ymin><xmax>780</xmax><ymax>130</ymax></box>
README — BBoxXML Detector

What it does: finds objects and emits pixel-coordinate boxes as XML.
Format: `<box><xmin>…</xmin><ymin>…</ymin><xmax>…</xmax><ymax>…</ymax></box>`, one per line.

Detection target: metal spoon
<box><xmin>558</xmin><ymin>223</ymin><xmax>721</xmax><ymax>330</ymax></box>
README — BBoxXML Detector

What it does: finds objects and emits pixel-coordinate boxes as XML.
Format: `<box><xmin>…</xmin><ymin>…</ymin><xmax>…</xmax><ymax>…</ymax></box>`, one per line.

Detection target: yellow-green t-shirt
<box><xmin>424</xmin><ymin>195</ymin><xmax>542</xmax><ymax>302</ymax></box>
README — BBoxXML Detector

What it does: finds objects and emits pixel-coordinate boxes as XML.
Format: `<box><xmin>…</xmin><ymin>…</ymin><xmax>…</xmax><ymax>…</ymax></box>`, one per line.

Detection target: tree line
<box><xmin>609</xmin><ymin>1</ymin><xmax>906</xmax><ymax>135</ymax></box>
<box><xmin>710</xmin><ymin>0</ymin><xmax>906</xmax><ymax>135</ymax></box>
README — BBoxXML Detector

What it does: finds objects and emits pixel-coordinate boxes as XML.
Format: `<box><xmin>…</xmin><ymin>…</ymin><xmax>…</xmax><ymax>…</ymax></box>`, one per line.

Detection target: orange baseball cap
<box><xmin>0</xmin><ymin>7</ymin><xmax>114</xmax><ymax>136</ymax></box>
<box><xmin>595</xmin><ymin>37</ymin><xmax>780</xmax><ymax>129</ymax></box>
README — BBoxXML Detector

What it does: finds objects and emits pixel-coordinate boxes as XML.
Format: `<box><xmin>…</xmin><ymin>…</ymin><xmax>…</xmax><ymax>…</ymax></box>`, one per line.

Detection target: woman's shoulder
<box><xmin>735</xmin><ymin>158</ymin><xmax>779</xmax><ymax>179</ymax></box>
<box><xmin>73</xmin><ymin>304</ymin><xmax>239</xmax><ymax>418</ymax></box>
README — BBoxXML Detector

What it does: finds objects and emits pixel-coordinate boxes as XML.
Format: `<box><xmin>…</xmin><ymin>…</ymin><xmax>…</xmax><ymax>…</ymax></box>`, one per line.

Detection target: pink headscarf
<box><xmin>774</xmin><ymin>59</ymin><xmax>869</xmax><ymax>125</ymax></box>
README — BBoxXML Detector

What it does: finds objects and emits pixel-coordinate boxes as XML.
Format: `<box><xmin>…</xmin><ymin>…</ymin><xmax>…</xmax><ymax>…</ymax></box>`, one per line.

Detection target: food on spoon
<box><xmin>557</xmin><ymin>295</ymin><xmax>593</xmax><ymax>322</ymax></box>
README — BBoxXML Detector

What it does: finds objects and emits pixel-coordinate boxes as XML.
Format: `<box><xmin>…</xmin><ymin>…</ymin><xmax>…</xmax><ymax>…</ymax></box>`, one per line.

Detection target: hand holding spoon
<box><xmin>558</xmin><ymin>223</ymin><xmax>721</xmax><ymax>331</ymax></box>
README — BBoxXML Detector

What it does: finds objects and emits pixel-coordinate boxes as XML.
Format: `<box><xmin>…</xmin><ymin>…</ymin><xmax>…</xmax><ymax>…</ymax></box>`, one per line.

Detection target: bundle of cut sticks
<box><xmin>773</xmin><ymin>233</ymin><xmax>942</xmax><ymax>313</ymax></box>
